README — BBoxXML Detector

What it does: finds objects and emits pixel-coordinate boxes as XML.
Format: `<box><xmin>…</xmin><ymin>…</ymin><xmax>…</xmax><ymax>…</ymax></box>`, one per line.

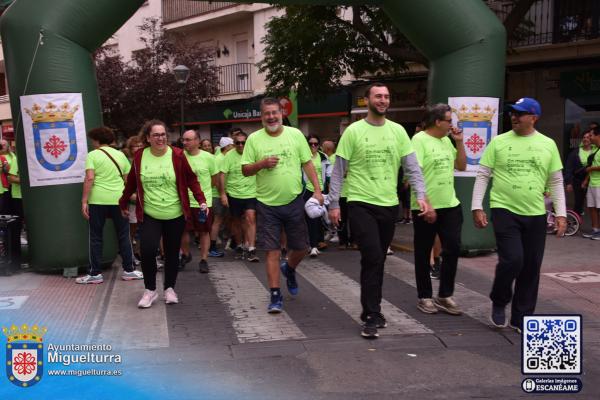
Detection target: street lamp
<box><xmin>173</xmin><ymin>64</ymin><xmax>190</xmax><ymax>138</ymax></box>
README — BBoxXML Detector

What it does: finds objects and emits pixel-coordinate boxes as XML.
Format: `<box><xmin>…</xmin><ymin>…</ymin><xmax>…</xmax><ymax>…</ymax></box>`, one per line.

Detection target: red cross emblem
<box><xmin>465</xmin><ymin>134</ymin><xmax>485</xmax><ymax>153</ymax></box>
<box><xmin>43</xmin><ymin>135</ymin><xmax>67</xmax><ymax>158</ymax></box>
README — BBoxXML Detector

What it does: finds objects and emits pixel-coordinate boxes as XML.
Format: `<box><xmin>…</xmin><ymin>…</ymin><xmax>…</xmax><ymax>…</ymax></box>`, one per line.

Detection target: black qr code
<box><xmin>523</xmin><ymin>316</ymin><xmax>581</xmax><ymax>374</ymax></box>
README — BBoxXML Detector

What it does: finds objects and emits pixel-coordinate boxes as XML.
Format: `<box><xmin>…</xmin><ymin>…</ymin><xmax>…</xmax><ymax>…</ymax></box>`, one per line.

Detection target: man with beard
<box><xmin>328</xmin><ymin>83</ymin><xmax>433</xmax><ymax>339</ymax></box>
<box><xmin>472</xmin><ymin>97</ymin><xmax>566</xmax><ymax>333</ymax></box>
<box><xmin>242</xmin><ymin>98</ymin><xmax>323</xmax><ymax>313</ymax></box>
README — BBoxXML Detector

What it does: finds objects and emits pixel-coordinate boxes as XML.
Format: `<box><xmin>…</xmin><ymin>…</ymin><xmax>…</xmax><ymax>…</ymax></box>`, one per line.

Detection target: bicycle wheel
<box><xmin>565</xmin><ymin>211</ymin><xmax>580</xmax><ymax>236</ymax></box>
<box><xmin>546</xmin><ymin>211</ymin><xmax>556</xmax><ymax>234</ymax></box>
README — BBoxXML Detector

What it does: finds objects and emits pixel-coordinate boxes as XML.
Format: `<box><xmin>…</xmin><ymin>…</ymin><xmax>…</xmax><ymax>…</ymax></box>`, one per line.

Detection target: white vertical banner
<box><xmin>20</xmin><ymin>93</ymin><xmax>87</xmax><ymax>186</ymax></box>
<box><xmin>448</xmin><ymin>97</ymin><xmax>499</xmax><ymax>177</ymax></box>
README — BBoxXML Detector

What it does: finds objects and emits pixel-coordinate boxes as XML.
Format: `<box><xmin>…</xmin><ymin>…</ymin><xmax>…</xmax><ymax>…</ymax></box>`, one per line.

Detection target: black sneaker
<box><xmin>430</xmin><ymin>258</ymin><xmax>441</xmax><ymax>280</ymax></box>
<box><xmin>235</xmin><ymin>246</ymin><xmax>245</xmax><ymax>259</ymax></box>
<box><xmin>198</xmin><ymin>260</ymin><xmax>209</xmax><ymax>274</ymax></box>
<box><xmin>178</xmin><ymin>253</ymin><xmax>192</xmax><ymax>271</ymax></box>
<box><xmin>361</xmin><ymin>316</ymin><xmax>379</xmax><ymax>339</ymax></box>
<box><xmin>360</xmin><ymin>312</ymin><xmax>387</xmax><ymax>328</ymax></box>
<box><xmin>490</xmin><ymin>304</ymin><xmax>507</xmax><ymax>328</ymax></box>
<box><xmin>246</xmin><ymin>249</ymin><xmax>260</xmax><ymax>262</ymax></box>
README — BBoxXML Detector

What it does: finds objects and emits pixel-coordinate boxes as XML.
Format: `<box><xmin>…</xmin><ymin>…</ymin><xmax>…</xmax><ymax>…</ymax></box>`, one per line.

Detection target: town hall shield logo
<box><xmin>3</xmin><ymin>324</ymin><xmax>47</xmax><ymax>388</ymax></box>
<box><xmin>453</xmin><ymin>104</ymin><xmax>496</xmax><ymax>166</ymax></box>
<box><xmin>25</xmin><ymin>101</ymin><xmax>79</xmax><ymax>171</ymax></box>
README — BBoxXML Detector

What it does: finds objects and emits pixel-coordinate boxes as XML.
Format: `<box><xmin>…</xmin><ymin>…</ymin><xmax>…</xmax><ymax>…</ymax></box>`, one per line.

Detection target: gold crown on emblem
<box><xmin>452</xmin><ymin>104</ymin><xmax>496</xmax><ymax>122</ymax></box>
<box><xmin>2</xmin><ymin>324</ymin><xmax>47</xmax><ymax>343</ymax></box>
<box><xmin>25</xmin><ymin>101</ymin><xmax>79</xmax><ymax>123</ymax></box>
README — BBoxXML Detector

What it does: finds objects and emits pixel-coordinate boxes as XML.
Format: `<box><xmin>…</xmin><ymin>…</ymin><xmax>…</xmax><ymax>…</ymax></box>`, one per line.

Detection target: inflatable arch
<box><xmin>0</xmin><ymin>0</ymin><xmax>504</xmax><ymax>270</ymax></box>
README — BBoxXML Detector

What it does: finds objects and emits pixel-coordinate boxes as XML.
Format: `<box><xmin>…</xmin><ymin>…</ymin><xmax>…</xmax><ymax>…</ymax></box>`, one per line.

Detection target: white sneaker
<box><xmin>122</xmin><ymin>270</ymin><xmax>144</xmax><ymax>281</ymax></box>
<box><xmin>386</xmin><ymin>247</ymin><xmax>394</xmax><ymax>255</ymax></box>
<box><xmin>75</xmin><ymin>274</ymin><xmax>103</xmax><ymax>284</ymax></box>
<box><xmin>164</xmin><ymin>287</ymin><xmax>179</xmax><ymax>304</ymax></box>
<box><xmin>309</xmin><ymin>247</ymin><xmax>320</xmax><ymax>258</ymax></box>
<box><xmin>138</xmin><ymin>289</ymin><xmax>158</xmax><ymax>308</ymax></box>
<box><xmin>329</xmin><ymin>233</ymin><xmax>339</xmax><ymax>244</ymax></box>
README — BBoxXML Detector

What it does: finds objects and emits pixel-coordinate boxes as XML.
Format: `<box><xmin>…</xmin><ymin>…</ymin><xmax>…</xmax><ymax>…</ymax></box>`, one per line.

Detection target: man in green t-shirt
<box><xmin>241</xmin><ymin>97</ymin><xmax>323</xmax><ymax>314</ymax></box>
<box><xmin>220</xmin><ymin>130</ymin><xmax>259</xmax><ymax>262</ymax></box>
<box><xmin>181</xmin><ymin>129</ymin><xmax>219</xmax><ymax>273</ymax></box>
<box><xmin>328</xmin><ymin>83</ymin><xmax>433</xmax><ymax>339</ymax></box>
<box><xmin>208</xmin><ymin>137</ymin><xmax>233</xmax><ymax>257</ymax></box>
<box><xmin>471</xmin><ymin>97</ymin><xmax>567</xmax><ymax>332</ymax></box>
<box><xmin>77</xmin><ymin>126</ymin><xmax>143</xmax><ymax>284</ymax></box>
<box><xmin>411</xmin><ymin>104</ymin><xmax>466</xmax><ymax>316</ymax></box>
<box><xmin>584</xmin><ymin>129</ymin><xmax>600</xmax><ymax>240</ymax></box>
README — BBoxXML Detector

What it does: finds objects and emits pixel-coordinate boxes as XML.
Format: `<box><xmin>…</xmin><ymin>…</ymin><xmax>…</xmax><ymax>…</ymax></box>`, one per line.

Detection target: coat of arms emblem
<box><xmin>3</xmin><ymin>324</ymin><xmax>47</xmax><ymax>387</ymax></box>
<box><xmin>452</xmin><ymin>104</ymin><xmax>496</xmax><ymax>166</ymax></box>
<box><xmin>24</xmin><ymin>101</ymin><xmax>79</xmax><ymax>171</ymax></box>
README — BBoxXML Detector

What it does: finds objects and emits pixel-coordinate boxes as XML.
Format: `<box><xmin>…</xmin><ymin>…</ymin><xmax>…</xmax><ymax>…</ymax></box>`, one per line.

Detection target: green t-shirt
<box><xmin>336</xmin><ymin>119</ymin><xmax>413</xmax><ymax>206</ymax></box>
<box><xmin>185</xmin><ymin>150</ymin><xmax>216</xmax><ymax>208</ymax></box>
<box><xmin>241</xmin><ymin>126</ymin><xmax>312</xmax><ymax>206</ymax></box>
<box><xmin>579</xmin><ymin>147</ymin><xmax>593</xmax><ymax>166</ymax></box>
<box><xmin>212</xmin><ymin>152</ymin><xmax>224</xmax><ymax>198</ymax></box>
<box><xmin>85</xmin><ymin>146</ymin><xmax>131</xmax><ymax>205</ymax></box>
<box><xmin>590</xmin><ymin>150</ymin><xmax>600</xmax><ymax>188</ymax></box>
<box><xmin>479</xmin><ymin>130</ymin><xmax>563</xmax><ymax>216</ymax></box>
<box><xmin>140</xmin><ymin>147</ymin><xmax>182</xmax><ymax>220</ymax></box>
<box><xmin>329</xmin><ymin>153</ymin><xmax>336</xmax><ymax>166</ymax></box>
<box><xmin>410</xmin><ymin>131</ymin><xmax>459</xmax><ymax>210</ymax></box>
<box><xmin>305</xmin><ymin>152</ymin><xmax>323</xmax><ymax>193</ymax></box>
<box><xmin>221</xmin><ymin>149</ymin><xmax>256</xmax><ymax>199</ymax></box>
<box><xmin>8</xmin><ymin>154</ymin><xmax>21</xmax><ymax>199</ymax></box>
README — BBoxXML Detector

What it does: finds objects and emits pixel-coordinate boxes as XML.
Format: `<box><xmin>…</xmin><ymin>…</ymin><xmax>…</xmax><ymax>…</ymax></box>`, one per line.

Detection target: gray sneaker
<box><xmin>592</xmin><ymin>232</ymin><xmax>600</xmax><ymax>241</ymax></box>
<box><xmin>434</xmin><ymin>296</ymin><xmax>463</xmax><ymax>315</ymax></box>
<box><xmin>417</xmin><ymin>298</ymin><xmax>438</xmax><ymax>314</ymax></box>
<box><xmin>583</xmin><ymin>230</ymin><xmax>599</xmax><ymax>238</ymax></box>
<box><xmin>75</xmin><ymin>274</ymin><xmax>103</xmax><ymax>284</ymax></box>
<box><xmin>122</xmin><ymin>270</ymin><xmax>143</xmax><ymax>281</ymax></box>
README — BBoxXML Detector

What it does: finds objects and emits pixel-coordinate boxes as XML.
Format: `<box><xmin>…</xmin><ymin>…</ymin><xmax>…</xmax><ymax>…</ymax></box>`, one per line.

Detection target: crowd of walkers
<box><xmin>70</xmin><ymin>82</ymin><xmax>599</xmax><ymax>339</ymax></box>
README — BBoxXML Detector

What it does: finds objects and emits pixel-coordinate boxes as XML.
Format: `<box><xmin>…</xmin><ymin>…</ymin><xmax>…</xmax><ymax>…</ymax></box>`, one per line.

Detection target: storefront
<box><xmin>181</xmin><ymin>91</ymin><xmax>351</xmax><ymax>144</ymax></box>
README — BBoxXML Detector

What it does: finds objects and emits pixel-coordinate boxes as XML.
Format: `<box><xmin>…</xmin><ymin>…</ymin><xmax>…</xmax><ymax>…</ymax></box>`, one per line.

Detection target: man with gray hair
<box><xmin>328</xmin><ymin>83</ymin><xmax>433</xmax><ymax>339</ymax></box>
<box><xmin>411</xmin><ymin>104</ymin><xmax>466</xmax><ymax>316</ymax></box>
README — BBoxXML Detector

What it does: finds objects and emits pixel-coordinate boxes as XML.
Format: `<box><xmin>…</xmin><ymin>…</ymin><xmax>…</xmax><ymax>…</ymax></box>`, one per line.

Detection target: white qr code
<box><xmin>522</xmin><ymin>315</ymin><xmax>581</xmax><ymax>374</ymax></box>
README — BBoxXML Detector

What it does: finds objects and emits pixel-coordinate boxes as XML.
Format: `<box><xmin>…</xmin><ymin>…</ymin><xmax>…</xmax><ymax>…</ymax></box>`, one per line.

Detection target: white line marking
<box><xmin>298</xmin><ymin>259</ymin><xmax>431</xmax><ymax>335</ymax></box>
<box><xmin>209</xmin><ymin>261</ymin><xmax>306</xmax><ymax>343</ymax></box>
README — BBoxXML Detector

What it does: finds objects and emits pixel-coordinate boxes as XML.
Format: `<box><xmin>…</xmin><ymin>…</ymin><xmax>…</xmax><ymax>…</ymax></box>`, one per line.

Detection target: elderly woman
<box><xmin>77</xmin><ymin>127</ymin><xmax>143</xmax><ymax>284</ymax></box>
<box><xmin>119</xmin><ymin>120</ymin><xmax>207</xmax><ymax>308</ymax></box>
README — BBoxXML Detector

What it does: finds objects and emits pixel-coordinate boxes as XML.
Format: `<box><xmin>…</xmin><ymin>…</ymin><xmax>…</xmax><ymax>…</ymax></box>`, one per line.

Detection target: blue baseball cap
<box><xmin>509</xmin><ymin>97</ymin><xmax>541</xmax><ymax>116</ymax></box>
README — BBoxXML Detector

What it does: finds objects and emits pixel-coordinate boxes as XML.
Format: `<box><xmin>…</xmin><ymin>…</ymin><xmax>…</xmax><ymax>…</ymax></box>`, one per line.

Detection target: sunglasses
<box><xmin>309</xmin><ymin>142</ymin><xmax>319</xmax><ymax>147</ymax></box>
<box><xmin>510</xmin><ymin>111</ymin><xmax>533</xmax><ymax>117</ymax></box>
<box><xmin>234</xmin><ymin>141</ymin><xmax>246</xmax><ymax>145</ymax></box>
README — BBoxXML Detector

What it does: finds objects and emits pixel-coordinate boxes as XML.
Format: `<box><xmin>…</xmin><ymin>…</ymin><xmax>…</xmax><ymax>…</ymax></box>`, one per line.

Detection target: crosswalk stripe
<box><xmin>209</xmin><ymin>261</ymin><xmax>307</xmax><ymax>343</ymax></box>
<box><xmin>385</xmin><ymin>256</ymin><xmax>492</xmax><ymax>325</ymax></box>
<box><xmin>298</xmin><ymin>259</ymin><xmax>432</xmax><ymax>335</ymax></box>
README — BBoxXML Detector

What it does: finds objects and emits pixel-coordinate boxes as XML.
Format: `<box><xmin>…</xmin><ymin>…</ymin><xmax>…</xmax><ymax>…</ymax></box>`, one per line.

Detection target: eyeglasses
<box><xmin>150</xmin><ymin>133</ymin><xmax>167</xmax><ymax>138</ymax></box>
<box><xmin>309</xmin><ymin>142</ymin><xmax>319</xmax><ymax>147</ymax></box>
<box><xmin>234</xmin><ymin>141</ymin><xmax>246</xmax><ymax>145</ymax></box>
<box><xmin>442</xmin><ymin>119</ymin><xmax>452</xmax><ymax>123</ymax></box>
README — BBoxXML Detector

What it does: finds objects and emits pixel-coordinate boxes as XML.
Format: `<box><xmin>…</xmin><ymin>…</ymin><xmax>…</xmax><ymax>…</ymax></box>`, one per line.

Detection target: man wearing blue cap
<box><xmin>471</xmin><ymin>97</ymin><xmax>567</xmax><ymax>333</ymax></box>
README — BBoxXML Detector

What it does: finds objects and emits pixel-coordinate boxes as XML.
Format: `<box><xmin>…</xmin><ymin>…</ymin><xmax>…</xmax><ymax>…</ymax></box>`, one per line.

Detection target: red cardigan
<box><xmin>119</xmin><ymin>146</ymin><xmax>206</xmax><ymax>223</ymax></box>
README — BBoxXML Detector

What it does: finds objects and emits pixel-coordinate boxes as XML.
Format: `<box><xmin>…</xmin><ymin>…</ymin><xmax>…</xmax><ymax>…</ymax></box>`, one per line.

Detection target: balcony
<box><xmin>162</xmin><ymin>0</ymin><xmax>236</xmax><ymax>24</ymax></box>
<box><xmin>217</xmin><ymin>63</ymin><xmax>252</xmax><ymax>95</ymax></box>
<box><xmin>491</xmin><ymin>0</ymin><xmax>600</xmax><ymax>47</ymax></box>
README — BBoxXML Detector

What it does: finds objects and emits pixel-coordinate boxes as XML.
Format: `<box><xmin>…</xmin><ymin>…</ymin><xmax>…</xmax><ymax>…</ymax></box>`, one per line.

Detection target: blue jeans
<box><xmin>88</xmin><ymin>204</ymin><xmax>134</xmax><ymax>275</ymax></box>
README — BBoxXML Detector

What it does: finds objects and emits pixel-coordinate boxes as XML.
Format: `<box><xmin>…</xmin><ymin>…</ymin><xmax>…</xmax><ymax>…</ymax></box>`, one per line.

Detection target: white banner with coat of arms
<box><xmin>20</xmin><ymin>93</ymin><xmax>87</xmax><ymax>186</ymax></box>
<box><xmin>448</xmin><ymin>96</ymin><xmax>499</xmax><ymax>177</ymax></box>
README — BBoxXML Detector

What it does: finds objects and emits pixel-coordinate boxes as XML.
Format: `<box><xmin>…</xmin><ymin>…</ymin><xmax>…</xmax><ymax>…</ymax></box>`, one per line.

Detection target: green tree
<box><xmin>258</xmin><ymin>0</ymin><xmax>538</xmax><ymax>98</ymax></box>
<box><xmin>95</xmin><ymin>17</ymin><xmax>219</xmax><ymax>137</ymax></box>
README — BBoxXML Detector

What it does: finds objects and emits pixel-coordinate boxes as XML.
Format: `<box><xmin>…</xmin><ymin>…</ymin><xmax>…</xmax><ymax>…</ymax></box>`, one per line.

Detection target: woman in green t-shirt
<box><xmin>119</xmin><ymin>120</ymin><xmax>207</xmax><ymax>309</ymax></box>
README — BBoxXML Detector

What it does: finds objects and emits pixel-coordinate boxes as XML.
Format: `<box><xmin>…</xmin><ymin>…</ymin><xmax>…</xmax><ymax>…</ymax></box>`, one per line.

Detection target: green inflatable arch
<box><xmin>0</xmin><ymin>0</ymin><xmax>504</xmax><ymax>270</ymax></box>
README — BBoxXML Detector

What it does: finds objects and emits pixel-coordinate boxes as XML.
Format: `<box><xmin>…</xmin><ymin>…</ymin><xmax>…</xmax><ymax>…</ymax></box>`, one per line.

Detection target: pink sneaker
<box><xmin>164</xmin><ymin>287</ymin><xmax>179</xmax><ymax>304</ymax></box>
<box><xmin>137</xmin><ymin>289</ymin><xmax>158</xmax><ymax>308</ymax></box>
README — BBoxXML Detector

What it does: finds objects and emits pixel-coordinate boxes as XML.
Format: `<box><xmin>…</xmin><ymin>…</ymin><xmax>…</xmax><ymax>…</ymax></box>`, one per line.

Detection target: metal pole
<box><xmin>179</xmin><ymin>86</ymin><xmax>184</xmax><ymax>138</ymax></box>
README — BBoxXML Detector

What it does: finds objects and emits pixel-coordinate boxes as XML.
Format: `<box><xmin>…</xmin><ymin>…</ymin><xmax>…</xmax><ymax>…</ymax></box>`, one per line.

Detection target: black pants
<box><xmin>88</xmin><ymin>204</ymin><xmax>134</xmax><ymax>276</ymax></box>
<box><xmin>139</xmin><ymin>214</ymin><xmax>185</xmax><ymax>291</ymax></box>
<box><xmin>9</xmin><ymin>197</ymin><xmax>22</xmax><ymax>259</ymax></box>
<box><xmin>490</xmin><ymin>208</ymin><xmax>546</xmax><ymax>328</ymax></box>
<box><xmin>348</xmin><ymin>201</ymin><xmax>398</xmax><ymax>317</ymax></box>
<box><xmin>302</xmin><ymin>189</ymin><xmax>323</xmax><ymax>248</ymax></box>
<box><xmin>573</xmin><ymin>179</ymin><xmax>586</xmax><ymax>215</ymax></box>
<box><xmin>412</xmin><ymin>205</ymin><xmax>463</xmax><ymax>299</ymax></box>
<box><xmin>338</xmin><ymin>197</ymin><xmax>353</xmax><ymax>245</ymax></box>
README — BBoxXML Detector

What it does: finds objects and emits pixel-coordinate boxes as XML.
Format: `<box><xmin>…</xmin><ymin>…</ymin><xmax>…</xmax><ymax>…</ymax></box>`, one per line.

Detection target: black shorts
<box><xmin>228</xmin><ymin>195</ymin><xmax>257</xmax><ymax>218</ymax></box>
<box><xmin>256</xmin><ymin>195</ymin><xmax>309</xmax><ymax>251</ymax></box>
